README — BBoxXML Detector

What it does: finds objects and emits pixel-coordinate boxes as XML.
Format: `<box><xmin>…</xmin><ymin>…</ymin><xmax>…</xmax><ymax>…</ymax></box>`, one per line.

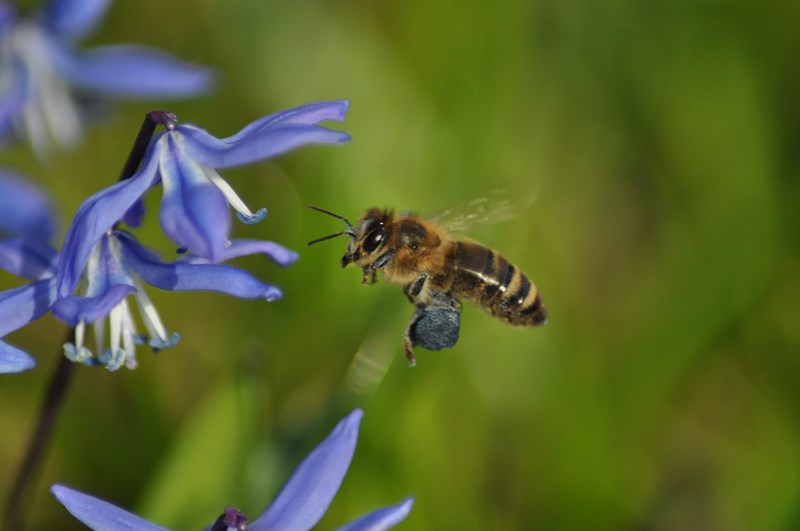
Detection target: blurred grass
<box><xmin>1</xmin><ymin>0</ymin><xmax>799</xmax><ymax>529</ymax></box>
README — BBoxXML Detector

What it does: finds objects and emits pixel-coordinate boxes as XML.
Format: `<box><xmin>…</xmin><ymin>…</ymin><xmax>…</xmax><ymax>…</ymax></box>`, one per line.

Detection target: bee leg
<box><xmin>403</xmin><ymin>273</ymin><xmax>428</xmax><ymax>303</ymax></box>
<box><xmin>361</xmin><ymin>250</ymin><xmax>396</xmax><ymax>284</ymax></box>
<box><xmin>361</xmin><ymin>269</ymin><xmax>377</xmax><ymax>284</ymax></box>
<box><xmin>403</xmin><ymin>334</ymin><xmax>418</xmax><ymax>367</ymax></box>
<box><xmin>403</xmin><ymin>301</ymin><xmax>461</xmax><ymax>366</ymax></box>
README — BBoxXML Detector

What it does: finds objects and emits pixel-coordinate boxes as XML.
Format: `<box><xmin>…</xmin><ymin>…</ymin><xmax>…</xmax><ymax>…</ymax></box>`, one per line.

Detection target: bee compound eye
<box><xmin>362</xmin><ymin>229</ymin><xmax>384</xmax><ymax>253</ymax></box>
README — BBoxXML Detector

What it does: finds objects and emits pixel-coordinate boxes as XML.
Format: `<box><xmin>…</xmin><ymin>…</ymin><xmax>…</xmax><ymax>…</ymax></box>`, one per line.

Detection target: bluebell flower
<box><xmin>57</xmin><ymin>101</ymin><xmax>350</xmax><ymax>278</ymax></box>
<box><xmin>52</xmin><ymin>409</ymin><xmax>413</xmax><ymax>530</ymax></box>
<box><xmin>0</xmin><ymin>168</ymin><xmax>59</xmax><ymax>372</ymax></box>
<box><xmin>0</xmin><ymin>0</ymin><xmax>212</xmax><ymax>153</ymax></box>
<box><xmin>55</xmin><ymin>229</ymin><xmax>296</xmax><ymax>370</ymax></box>
<box><xmin>0</xmin><ymin>219</ymin><xmax>298</xmax><ymax>370</ymax></box>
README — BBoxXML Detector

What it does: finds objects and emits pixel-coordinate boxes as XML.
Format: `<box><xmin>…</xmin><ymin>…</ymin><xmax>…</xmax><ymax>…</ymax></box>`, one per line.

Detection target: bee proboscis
<box><xmin>308</xmin><ymin>205</ymin><xmax>547</xmax><ymax>366</ymax></box>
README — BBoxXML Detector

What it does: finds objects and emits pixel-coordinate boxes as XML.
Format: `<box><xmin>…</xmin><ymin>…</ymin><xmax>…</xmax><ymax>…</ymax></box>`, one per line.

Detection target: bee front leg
<box><xmin>361</xmin><ymin>250</ymin><xmax>395</xmax><ymax>285</ymax></box>
<box><xmin>361</xmin><ymin>268</ymin><xmax>377</xmax><ymax>284</ymax></box>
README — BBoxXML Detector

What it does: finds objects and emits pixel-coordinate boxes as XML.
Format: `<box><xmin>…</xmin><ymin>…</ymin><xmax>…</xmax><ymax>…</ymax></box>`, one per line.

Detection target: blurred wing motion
<box><xmin>346</xmin><ymin>313</ymin><xmax>406</xmax><ymax>393</ymax></box>
<box><xmin>430</xmin><ymin>189</ymin><xmax>536</xmax><ymax>236</ymax></box>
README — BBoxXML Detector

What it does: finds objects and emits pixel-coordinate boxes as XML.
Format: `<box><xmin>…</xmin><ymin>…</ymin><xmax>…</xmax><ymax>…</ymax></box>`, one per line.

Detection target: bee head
<box><xmin>343</xmin><ymin>208</ymin><xmax>391</xmax><ymax>267</ymax></box>
<box><xmin>307</xmin><ymin>206</ymin><xmax>389</xmax><ymax>268</ymax></box>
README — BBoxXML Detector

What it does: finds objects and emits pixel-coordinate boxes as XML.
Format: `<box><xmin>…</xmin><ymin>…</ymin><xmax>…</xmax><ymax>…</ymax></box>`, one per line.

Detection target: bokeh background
<box><xmin>2</xmin><ymin>0</ymin><xmax>799</xmax><ymax>529</ymax></box>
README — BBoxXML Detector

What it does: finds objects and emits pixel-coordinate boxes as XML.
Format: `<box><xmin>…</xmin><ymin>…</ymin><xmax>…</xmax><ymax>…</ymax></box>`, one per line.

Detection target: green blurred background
<box><xmin>2</xmin><ymin>0</ymin><xmax>799</xmax><ymax>529</ymax></box>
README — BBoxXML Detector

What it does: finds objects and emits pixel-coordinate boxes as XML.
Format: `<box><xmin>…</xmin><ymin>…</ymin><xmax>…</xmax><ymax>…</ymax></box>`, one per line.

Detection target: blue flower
<box><xmin>55</xmin><ymin>229</ymin><xmax>296</xmax><ymax>370</ymax></box>
<box><xmin>51</xmin><ymin>409</ymin><xmax>414</xmax><ymax>530</ymax></box>
<box><xmin>0</xmin><ymin>223</ymin><xmax>298</xmax><ymax>370</ymax></box>
<box><xmin>0</xmin><ymin>0</ymin><xmax>213</xmax><ymax>152</ymax></box>
<box><xmin>57</xmin><ymin>101</ymin><xmax>350</xmax><ymax>288</ymax></box>
<box><xmin>0</xmin><ymin>168</ymin><xmax>59</xmax><ymax>373</ymax></box>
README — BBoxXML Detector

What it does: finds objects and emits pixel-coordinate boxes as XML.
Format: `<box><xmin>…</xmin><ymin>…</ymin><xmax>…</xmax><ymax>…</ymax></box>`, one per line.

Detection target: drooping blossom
<box><xmin>0</xmin><ymin>0</ymin><xmax>213</xmax><ymax>153</ymax></box>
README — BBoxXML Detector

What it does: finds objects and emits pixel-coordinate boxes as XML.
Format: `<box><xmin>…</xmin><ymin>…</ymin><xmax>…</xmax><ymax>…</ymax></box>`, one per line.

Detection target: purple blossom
<box><xmin>0</xmin><ymin>168</ymin><xmax>58</xmax><ymax>373</ymax></box>
<box><xmin>0</xmin><ymin>227</ymin><xmax>295</xmax><ymax>371</ymax></box>
<box><xmin>0</xmin><ymin>0</ymin><xmax>213</xmax><ymax>153</ymax></box>
<box><xmin>56</xmin><ymin>101</ymin><xmax>350</xmax><ymax>299</ymax></box>
<box><xmin>52</xmin><ymin>410</ymin><xmax>413</xmax><ymax>530</ymax></box>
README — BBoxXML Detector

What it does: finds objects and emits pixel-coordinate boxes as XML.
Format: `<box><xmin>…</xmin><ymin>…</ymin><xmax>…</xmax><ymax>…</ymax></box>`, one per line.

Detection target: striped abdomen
<box><xmin>445</xmin><ymin>241</ymin><xmax>546</xmax><ymax>326</ymax></box>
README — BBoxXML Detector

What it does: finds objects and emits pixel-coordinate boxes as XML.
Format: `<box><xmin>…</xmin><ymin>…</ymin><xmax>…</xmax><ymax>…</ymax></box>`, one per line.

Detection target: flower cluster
<box><xmin>2</xmin><ymin>1</ymin><xmax>418</xmax><ymax>529</ymax></box>
<box><xmin>0</xmin><ymin>100</ymin><xmax>350</xmax><ymax>371</ymax></box>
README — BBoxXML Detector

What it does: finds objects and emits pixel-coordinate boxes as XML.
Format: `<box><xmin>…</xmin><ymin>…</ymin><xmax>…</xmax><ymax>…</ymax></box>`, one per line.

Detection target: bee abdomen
<box><xmin>450</xmin><ymin>241</ymin><xmax>547</xmax><ymax>327</ymax></box>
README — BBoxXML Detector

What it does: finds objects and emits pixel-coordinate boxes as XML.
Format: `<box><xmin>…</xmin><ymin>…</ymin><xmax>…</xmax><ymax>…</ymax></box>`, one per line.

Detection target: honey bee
<box><xmin>308</xmin><ymin>205</ymin><xmax>547</xmax><ymax>366</ymax></box>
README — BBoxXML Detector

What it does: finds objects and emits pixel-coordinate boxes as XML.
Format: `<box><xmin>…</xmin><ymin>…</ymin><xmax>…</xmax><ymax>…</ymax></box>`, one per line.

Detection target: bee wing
<box><xmin>431</xmin><ymin>189</ymin><xmax>536</xmax><ymax>236</ymax></box>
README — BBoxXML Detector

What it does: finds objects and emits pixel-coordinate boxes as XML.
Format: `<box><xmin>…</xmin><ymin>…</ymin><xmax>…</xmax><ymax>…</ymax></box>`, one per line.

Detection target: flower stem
<box><xmin>3</xmin><ymin>329</ymin><xmax>76</xmax><ymax>531</ymax></box>
<box><xmin>117</xmin><ymin>111</ymin><xmax>177</xmax><ymax>182</ymax></box>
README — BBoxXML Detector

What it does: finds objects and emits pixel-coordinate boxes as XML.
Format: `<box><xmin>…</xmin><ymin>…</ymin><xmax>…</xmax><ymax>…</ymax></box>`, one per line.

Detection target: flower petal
<box><xmin>0</xmin><ymin>170</ymin><xmax>57</xmax><ymax>239</ymax></box>
<box><xmin>178</xmin><ymin>124</ymin><xmax>351</xmax><ymax>169</ymax></box>
<box><xmin>250</xmin><ymin>409</ymin><xmax>363</xmax><ymax>531</ymax></box>
<box><xmin>158</xmin><ymin>134</ymin><xmax>230</xmax><ymax>261</ymax></box>
<box><xmin>121</xmin><ymin>197</ymin><xmax>146</xmax><ymax>228</ymax></box>
<box><xmin>0</xmin><ymin>238</ymin><xmax>58</xmax><ymax>280</ymax></box>
<box><xmin>229</xmin><ymin>100</ymin><xmax>351</xmax><ymax>141</ymax></box>
<box><xmin>223</xmin><ymin>239</ymin><xmax>298</xmax><ymax>267</ymax></box>
<box><xmin>56</xmin><ymin>145</ymin><xmax>159</xmax><ymax>297</ymax></box>
<box><xmin>0</xmin><ymin>278</ymin><xmax>57</xmax><ymax>336</ymax></box>
<box><xmin>0</xmin><ymin>341</ymin><xmax>36</xmax><ymax>373</ymax></box>
<box><xmin>52</xmin><ymin>284</ymin><xmax>135</xmax><ymax>327</ymax></box>
<box><xmin>336</xmin><ymin>498</ymin><xmax>414</xmax><ymax>531</ymax></box>
<box><xmin>53</xmin><ymin>45</ymin><xmax>214</xmax><ymax>98</ymax></box>
<box><xmin>118</xmin><ymin>232</ymin><xmax>282</xmax><ymax>300</ymax></box>
<box><xmin>43</xmin><ymin>0</ymin><xmax>111</xmax><ymax>38</ymax></box>
<box><xmin>51</xmin><ymin>485</ymin><xmax>171</xmax><ymax>531</ymax></box>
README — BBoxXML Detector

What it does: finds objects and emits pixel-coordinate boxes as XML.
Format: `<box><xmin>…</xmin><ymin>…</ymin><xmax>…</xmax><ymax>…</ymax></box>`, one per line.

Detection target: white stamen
<box><xmin>93</xmin><ymin>315</ymin><xmax>106</xmax><ymax>356</ymax></box>
<box><xmin>203</xmin><ymin>165</ymin><xmax>257</xmax><ymax>217</ymax></box>
<box><xmin>74</xmin><ymin>320</ymin><xmax>85</xmax><ymax>350</ymax></box>
<box><xmin>108</xmin><ymin>303</ymin><xmax>122</xmax><ymax>357</ymax></box>
<box><xmin>119</xmin><ymin>299</ymin><xmax>138</xmax><ymax>369</ymax></box>
<box><xmin>131</xmin><ymin>275</ymin><xmax>169</xmax><ymax>342</ymax></box>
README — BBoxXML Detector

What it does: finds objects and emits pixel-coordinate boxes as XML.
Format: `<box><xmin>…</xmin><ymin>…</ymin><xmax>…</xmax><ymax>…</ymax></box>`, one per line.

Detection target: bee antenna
<box><xmin>307</xmin><ymin>205</ymin><xmax>357</xmax><ymax>246</ymax></box>
<box><xmin>307</xmin><ymin>230</ymin><xmax>355</xmax><ymax>246</ymax></box>
<box><xmin>307</xmin><ymin>205</ymin><xmax>355</xmax><ymax>231</ymax></box>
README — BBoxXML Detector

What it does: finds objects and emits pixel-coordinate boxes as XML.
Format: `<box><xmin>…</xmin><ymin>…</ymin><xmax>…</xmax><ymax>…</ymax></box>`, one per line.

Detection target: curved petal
<box><xmin>118</xmin><ymin>232</ymin><xmax>282</xmax><ymax>300</ymax></box>
<box><xmin>250</xmin><ymin>409</ymin><xmax>363</xmax><ymax>531</ymax></box>
<box><xmin>0</xmin><ymin>341</ymin><xmax>36</xmax><ymax>373</ymax></box>
<box><xmin>51</xmin><ymin>485</ymin><xmax>171</xmax><ymax>531</ymax></box>
<box><xmin>0</xmin><ymin>170</ymin><xmax>57</xmax><ymax>239</ymax></box>
<box><xmin>178</xmin><ymin>124</ymin><xmax>351</xmax><ymax>169</ymax></box>
<box><xmin>52</xmin><ymin>284</ymin><xmax>134</xmax><ymax>327</ymax></box>
<box><xmin>336</xmin><ymin>498</ymin><xmax>414</xmax><ymax>531</ymax></box>
<box><xmin>158</xmin><ymin>134</ymin><xmax>229</xmax><ymax>261</ymax></box>
<box><xmin>121</xmin><ymin>197</ymin><xmax>146</xmax><ymax>228</ymax></box>
<box><xmin>0</xmin><ymin>278</ymin><xmax>56</xmax><ymax>336</ymax></box>
<box><xmin>0</xmin><ymin>238</ymin><xmax>58</xmax><ymax>280</ymax></box>
<box><xmin>229</xmin><ymin>100</ymin><xmax>350</xmax><ymax>141</ymax></box>
<box><xmin>43</xmin><ymin>0</ymin><xmax>111</xmax><ymax>38</ymax></box>
<box><xmin>53</xmin><ymin>45</ymin><xmax>214</xmax><ymax>98</ymax></box>
<box><xmin>56</xmin><ymin>144</ymin><xmax>160</xmax><ymax>297</ymax></box>
<box><xmin>216</xmin><ymin>239</ymin><xmax>298</xmax><ymax>268</ymax></box>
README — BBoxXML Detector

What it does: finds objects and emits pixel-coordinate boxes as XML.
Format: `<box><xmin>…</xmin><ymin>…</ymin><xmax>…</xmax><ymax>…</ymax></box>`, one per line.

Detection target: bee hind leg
<box><xmin>403</xmin><ymin>302</ymin><xmax>461</xmax><ymax>367</ymax></box>
<box><xmin>403</xmin><ymin>334</ymin><xmax>418</xmax><ymax>367</ymax></box>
